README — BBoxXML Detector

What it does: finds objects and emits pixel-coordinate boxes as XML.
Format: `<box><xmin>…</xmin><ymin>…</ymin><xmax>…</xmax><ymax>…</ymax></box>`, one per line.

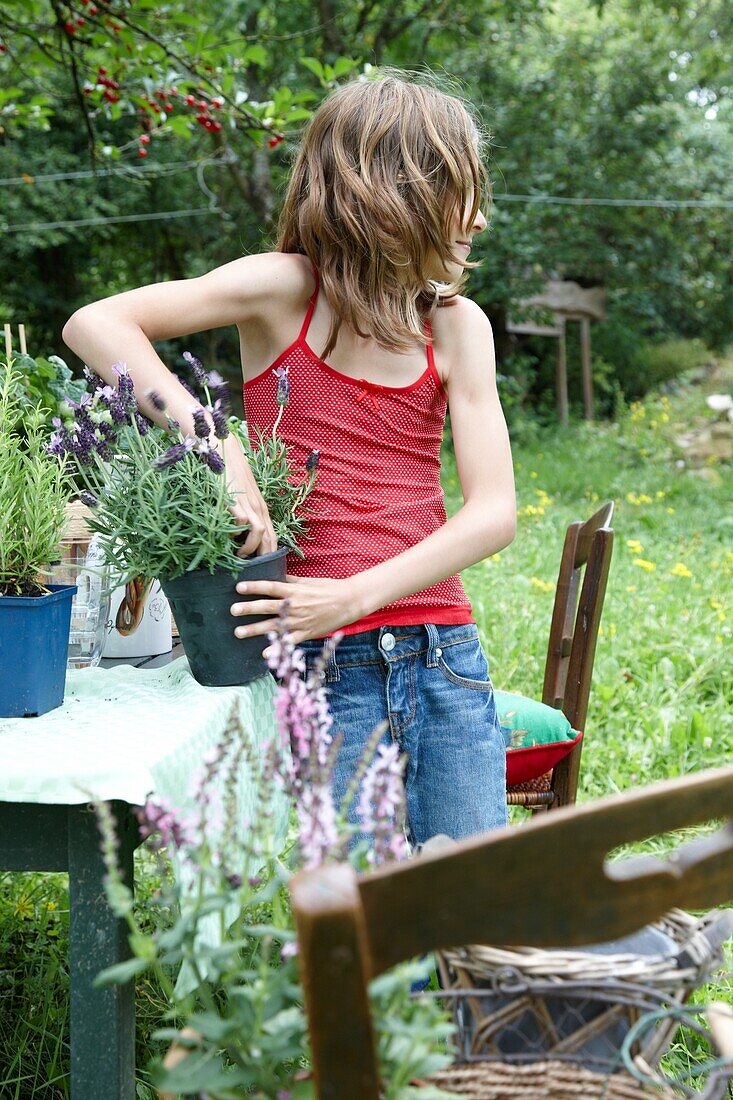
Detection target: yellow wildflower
<box><xmin>626</xmin><ymin>585</ymin><xmax>637</xmax><ymax>593</ymax></box>
<box><xmin>14</xmin><ymin>896</ymin><xmax>33</xmax><ymax>920</ymax></box>
<box><xmin>655</xmin><ymin>490</ymin><xmax>666</xmax><ymax>499</ymax></box>
<box><xmin>626</xmin><ymin>539</ymin><xmax>644</xmax><ymax>554</ymax></box>
<box><xmin>669</xmin><ymin>563</ymin><xmax>692</xmax><ymax>579</ymax></box>
<box><xmin>633</xmin><ymin>558</ymin><xmax>657</xmax><ymax>572</ymax></box>
<box><xmin>666</xmin><ymin>507</ymin><xmax>675</xmax><ymax>515</ymax></box>
<box><xmin>530</xmin><ymin>471</ymin><xmax>538</xmax><ymax>479</ymax></box>
<box><xmin>530</xmin><ymin>577</ymin><xmax>554</xmax><ymax>593</ymax></box>
<box><xmin>660</xmin><ymin>413</ymin><xmax>670</xmax><ymax>422</ymax></box>
<box><xmin>626</xmin><ymin>492</ymin><xmax>652</xmax><ymax>506</ymax></box>
<box><xmin>45</xmin><ymin>900</ymin><xmax>58</xmax><ymax>911</ymax></box>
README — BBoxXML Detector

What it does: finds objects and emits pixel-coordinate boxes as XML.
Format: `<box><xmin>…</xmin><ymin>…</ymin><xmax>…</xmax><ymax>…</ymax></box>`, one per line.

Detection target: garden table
<box><xmin>0</xmin><ymin>646</ymin><xmax>280</xmax><ymax>1100</ymax></box>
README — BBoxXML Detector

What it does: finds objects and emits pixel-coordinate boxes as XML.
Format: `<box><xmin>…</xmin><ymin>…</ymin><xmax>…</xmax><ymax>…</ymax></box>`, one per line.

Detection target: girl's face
<box><xmin>431</xmin><ymin>196</ymin><xmax>488</xmax><ymax>282</ymax></box>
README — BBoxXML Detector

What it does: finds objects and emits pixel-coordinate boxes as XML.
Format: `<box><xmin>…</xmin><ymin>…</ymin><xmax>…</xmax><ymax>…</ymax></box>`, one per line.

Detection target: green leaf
<box><xmin>93</xmin><ymin>956</ymin><xmax>150</xmax><ymax>986</ymax></box>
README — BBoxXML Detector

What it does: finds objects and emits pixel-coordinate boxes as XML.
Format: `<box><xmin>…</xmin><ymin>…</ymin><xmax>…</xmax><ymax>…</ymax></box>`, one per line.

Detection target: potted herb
<box><xmin>95</xmin><ymin>620</ymin><xmax>455</xmax><ymax>1099</ymax></box>
<box><xmin>0</xmin><ymin>362</ymin><xmax>74</xmax><ymax>717</ymax></box>
<box><xmin>48</xmin><ymin>355</ymin><xmax>316</xmax><ymax>686</ymax></box>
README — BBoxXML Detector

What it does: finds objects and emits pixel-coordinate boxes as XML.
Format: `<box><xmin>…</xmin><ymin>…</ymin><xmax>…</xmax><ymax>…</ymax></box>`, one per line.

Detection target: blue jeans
<box><xmin>299</xmin><ymin>623</ymin><xmax>507</xmax><ymax>847</ymax></box>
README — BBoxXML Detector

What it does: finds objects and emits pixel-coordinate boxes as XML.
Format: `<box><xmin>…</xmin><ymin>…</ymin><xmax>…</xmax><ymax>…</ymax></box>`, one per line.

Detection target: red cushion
<box><xmin>506</xmin><ymin>730</ymin><xmax>584</xmax><ymax>787</ymax></box>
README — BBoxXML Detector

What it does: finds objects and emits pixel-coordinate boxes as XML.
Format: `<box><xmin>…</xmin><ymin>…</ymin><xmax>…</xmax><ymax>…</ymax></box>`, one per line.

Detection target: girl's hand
<box><xmin>230</xmin><ymin>574</ymin><xmax>358</xmax><ymax>645</ymax></box>
<box><xmin>221</xmin><ymin>434</ymin><xmax>277</xmax><ymax>557</ymax></box>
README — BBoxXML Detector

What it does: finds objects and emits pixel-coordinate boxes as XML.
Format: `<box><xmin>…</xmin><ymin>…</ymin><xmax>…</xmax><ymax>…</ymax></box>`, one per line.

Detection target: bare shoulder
<box><xmin>209</xmin><ymin>251</ymin><xmax>314</xmax><ymax>319</ymax></box>
<box><xmin>430</xmin><ymin>295</ymin><xmax>496</xmax><ymax>389</ymax></box>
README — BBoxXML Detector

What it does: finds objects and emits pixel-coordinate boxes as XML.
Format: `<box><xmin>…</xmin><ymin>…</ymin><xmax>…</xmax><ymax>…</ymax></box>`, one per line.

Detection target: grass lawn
<box><xmin>1</xmin><ymin>361</ymin><xmax>731</xmax><ymax>1098</ymax></box>
<box><xmin>447</xmin><ymin>361</ymin><xmax>733</xmax><ymax>800</ymax></box>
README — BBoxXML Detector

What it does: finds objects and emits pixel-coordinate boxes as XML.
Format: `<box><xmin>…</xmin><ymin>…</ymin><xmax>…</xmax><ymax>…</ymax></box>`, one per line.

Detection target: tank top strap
<box><xmin>297</xmin><ymin>263</ymin><xmax>320</xmax><ymax>342</ymax></box>
<box><xmin>424</xmin><ymin>317</ymin><xmax>436</xmax><ymax>373</ymax></box>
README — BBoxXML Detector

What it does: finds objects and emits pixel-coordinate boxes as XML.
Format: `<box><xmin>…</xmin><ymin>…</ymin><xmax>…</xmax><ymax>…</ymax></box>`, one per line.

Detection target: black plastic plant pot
<box><xmin>161</xmin><ymin>547</ymin><xmax>288</xmax><ymax>687</ymax></box>
<box><xmin>0</xmin><ymin>584</ymin><xmax>76</xmax><ymax>718</ymax></box>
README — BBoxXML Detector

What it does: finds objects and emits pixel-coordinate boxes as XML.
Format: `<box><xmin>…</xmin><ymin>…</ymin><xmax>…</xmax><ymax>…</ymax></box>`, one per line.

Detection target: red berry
<box><xmin>112</xmin><ymin>23</ymin><xmax>122</xmax><ymax>31</ymax></box>
<box><xmin>64</xmin><ymin>21</ymin><xmax>75</xmax><ymax>33</ymax></box>
<box><xmin>76</xmin><ymin>17</ymin><xmax>85</xmax><ymax>25</ymax></box>
<box><xmin>267</xmin><ymin>134</ymin><xmax>284</xmax><ymax>149</ymax></box>
<box><xmin>211</xmin><ymin>98</ymin><xmax>223</xmax><ymax>109</ymax></box>
<box><xmin>138</xmin><ymin>148</ymin><xmax>148</xmax><ymax>157</ymax></box>
<box><xmin>164</xmin><ymin>103</ymin><xmax>173</xmax><ymax>112</ymax></box>
<box><xmin>98</xmin><ymin>66</ymin><xmax>107</xmax><ymax>75</ymax></box>
<box><xmin>89</xmin><ymin>4</ymin><xmax>98</xmax><ymax>11</ymax></box>
<box><xmin>197</xmin><ymin>101</ymin><xmax>207</xmax><ymax>111</ymax></box>
<box><xmin>83</xmin><ymin>86</ymin><xmax>93</xmax><ymax>94</ymax></box>
<box><xmin>211</xmin><ymin>121</ymin><xmax>222</xmax><ymax>132</ymax></box>
<box><xmin>185</xmin><ymin>94</ymin><xmax>195</xmax><ymax>106</ymax></box>
<box><xmin>0</xmin><ymin>43</ymin><xmax>8</xmax><ymax>52</ymax></box>
<box><xmin>139</xmin><ymin>134</ymin><xmax>150</xmax><ymax>144</ymax></box>
<box><xmin>195</xmin><ymin>114</ymin><xmax>207</xmax><ymax>126</ymax></box>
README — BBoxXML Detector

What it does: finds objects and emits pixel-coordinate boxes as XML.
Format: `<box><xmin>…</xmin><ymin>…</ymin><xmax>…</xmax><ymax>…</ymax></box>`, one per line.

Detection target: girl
<box><xmin>63</xmin><ymin>74</ymin><xmax>516</xmax><ymax>845</ymax></box>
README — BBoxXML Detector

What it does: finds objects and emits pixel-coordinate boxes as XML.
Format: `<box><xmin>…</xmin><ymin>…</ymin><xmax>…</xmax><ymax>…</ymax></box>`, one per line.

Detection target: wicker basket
<box><xmin>426</xmin><ymin>1059</ymin><xmax>680</xmax><ymax>1098</ymax></box>
<box><xmin>436</xmin><ymin>909</ymin><xmax>732</xmax><ymax>1080</ymax></box>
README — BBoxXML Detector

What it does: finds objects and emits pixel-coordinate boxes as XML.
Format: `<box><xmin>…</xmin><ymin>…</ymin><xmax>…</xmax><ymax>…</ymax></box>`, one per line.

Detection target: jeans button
<box><xmin>380</xmin><ymin>631</ymin><xmax>396</xmax><ymax>652</ymax></box>
<box><xmin>435</xmin><ymin>647</ymin><xmax>442</xmax><ymax>658</ymax></box>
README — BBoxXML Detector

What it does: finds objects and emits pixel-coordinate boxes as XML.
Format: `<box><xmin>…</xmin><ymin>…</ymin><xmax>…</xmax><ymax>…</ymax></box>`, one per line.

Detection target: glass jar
<box><xmin>48</xmin><ymin>537</ymin><xmax>111</xmax><ymax>669</ymax></box>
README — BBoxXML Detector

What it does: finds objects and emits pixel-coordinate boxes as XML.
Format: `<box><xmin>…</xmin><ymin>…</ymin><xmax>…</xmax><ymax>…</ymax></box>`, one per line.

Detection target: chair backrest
<box><xmin>290</xmin><ymin>766</ymin><xmax>733</xmax><ymax>1099</ymax></box>
<box><xmin>537</xmin><ymin>501</ymin><xmax>614</xmax><ymax>807</ymax></box>
<box><xmin>543</xmin><ymin>500</ymin><xmax>614</xmax><ymax>731</ymax></box>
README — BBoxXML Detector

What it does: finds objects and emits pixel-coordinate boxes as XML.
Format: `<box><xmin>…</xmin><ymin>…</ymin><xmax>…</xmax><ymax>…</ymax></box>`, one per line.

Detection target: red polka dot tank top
<box><xmin>243</xmin><ymin>271</ymin><xmax>473</xmax><ymax>636</ymax></box>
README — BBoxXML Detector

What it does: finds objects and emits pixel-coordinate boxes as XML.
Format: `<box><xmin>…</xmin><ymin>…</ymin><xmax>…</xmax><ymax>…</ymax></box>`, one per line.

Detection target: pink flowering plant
<box><xmin>47</xmin><ymin>354</ymin><xmax>317</xmax><ymax>586</ymax></box>
<box><xmin>95</xmin><ymin>615</ymin><xmax>457</xmax><ymax>1099</ymax></box>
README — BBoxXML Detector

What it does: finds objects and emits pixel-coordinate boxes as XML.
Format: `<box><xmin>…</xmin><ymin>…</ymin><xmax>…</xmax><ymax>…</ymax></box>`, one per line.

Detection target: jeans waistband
<box><xmin>300</xmin><ymin>622</ymin><xmax>480</xmax><ymax>671</ymax></box>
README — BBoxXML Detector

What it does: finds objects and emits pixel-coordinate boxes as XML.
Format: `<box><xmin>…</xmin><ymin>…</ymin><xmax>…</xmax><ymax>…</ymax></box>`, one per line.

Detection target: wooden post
<box><xmin>556</xmin><ymin>319</ymin><xmax>568</xmax><ymax>424</ymax></box>
<box><xmin>580</xmin><ymin>316</ymin><xmax>594</xmax><ymax>420</ymax></box>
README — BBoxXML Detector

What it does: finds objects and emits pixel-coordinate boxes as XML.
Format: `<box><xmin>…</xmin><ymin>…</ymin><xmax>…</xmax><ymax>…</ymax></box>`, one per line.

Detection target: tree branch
<box><xmin>49</xmin><ymin>0</ymin><xmax>96</xmax><ymax>161</ymax></box>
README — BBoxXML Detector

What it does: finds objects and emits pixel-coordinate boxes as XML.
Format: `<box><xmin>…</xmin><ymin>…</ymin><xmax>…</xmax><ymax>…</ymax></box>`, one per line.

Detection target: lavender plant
<box><xmin>0</xmin><ymin>361</ymin><xmax>70</xmax><ymax>597</ymax></box>
<box><xmin>94</xmin><ymin>621</ymin><xmax>455</xmax><ymax>1099</ymax></box>
<box><xmin>47</xmin><ymin>355</ymin><xmax>317</xmax><ymax>586</ymax></box>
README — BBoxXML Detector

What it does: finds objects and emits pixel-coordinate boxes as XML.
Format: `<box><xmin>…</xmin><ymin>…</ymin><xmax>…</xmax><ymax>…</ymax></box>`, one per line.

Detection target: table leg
<box><xmin>68</xmin><ymin>802</ymin><xmax>138</xmax><ymax>1100</ymax></box>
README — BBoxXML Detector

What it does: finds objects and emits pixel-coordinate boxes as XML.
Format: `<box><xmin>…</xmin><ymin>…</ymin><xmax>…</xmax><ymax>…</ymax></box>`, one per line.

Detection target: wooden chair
<box><xmin>291</xmin><ymin>766</ymin><xmax>733</xmax><ymax>1100</ymax></box>
<box><xmin>506</xmin><ymin>500</ymin><xmax>615</xmax><ymax>810</ymax></box>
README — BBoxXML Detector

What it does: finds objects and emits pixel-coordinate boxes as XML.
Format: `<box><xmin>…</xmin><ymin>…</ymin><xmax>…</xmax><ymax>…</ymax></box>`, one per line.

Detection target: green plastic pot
<box><xmin>161</xmin><ymin>547</ymin><xmax>288</xmax><ymax>686</ymax></box>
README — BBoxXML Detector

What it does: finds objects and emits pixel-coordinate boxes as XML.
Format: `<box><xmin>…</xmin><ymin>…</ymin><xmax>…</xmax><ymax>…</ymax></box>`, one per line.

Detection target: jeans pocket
<box><xmin>436</xmin><ymin>635</ymin><xmax>494</xmax><ymax>692</ymax></box>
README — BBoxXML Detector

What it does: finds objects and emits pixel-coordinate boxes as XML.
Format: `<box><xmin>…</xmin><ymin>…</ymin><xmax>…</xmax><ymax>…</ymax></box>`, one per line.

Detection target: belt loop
<box><xmin>325</xmin><ymin>645</ymin><xmax>340</xmax><ymax>683</ymax></box>
<box><xmin>425</xmin><ymin>623</ymin><xmax>441</xmax><ymax>667</ymax></box>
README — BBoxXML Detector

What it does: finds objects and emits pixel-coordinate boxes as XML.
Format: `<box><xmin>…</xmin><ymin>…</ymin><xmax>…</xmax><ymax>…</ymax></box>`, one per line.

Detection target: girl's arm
<box><xmin>232</xmin><ymin>297</ymin><xmax>516</xmax><ymax>641</ymax></box>
<box><xmin>62</xmin><ymin>253</ymin><xmax>312</xmax><ymax>555</ymax></box>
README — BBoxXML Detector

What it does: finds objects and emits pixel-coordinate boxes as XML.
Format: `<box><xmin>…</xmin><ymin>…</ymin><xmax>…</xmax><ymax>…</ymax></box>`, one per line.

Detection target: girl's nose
<box><xmin>472</xmin><ymin>207</ymin><xmax>488</xmax><ymax>234</ymax></box>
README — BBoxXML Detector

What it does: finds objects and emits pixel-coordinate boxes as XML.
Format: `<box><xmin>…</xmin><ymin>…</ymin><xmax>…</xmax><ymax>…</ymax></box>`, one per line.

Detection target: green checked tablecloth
<box><xmin>0</xmin><ymin>656</ymin><xmax>281</xmax><ymax>813</ymax></box>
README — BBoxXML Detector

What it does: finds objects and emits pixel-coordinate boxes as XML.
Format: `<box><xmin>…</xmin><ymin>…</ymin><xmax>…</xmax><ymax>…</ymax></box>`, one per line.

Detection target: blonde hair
<box><xmin>276</xmin><ymin>73</ymin><xmax>490</xmax><ymax>356</ymax></box>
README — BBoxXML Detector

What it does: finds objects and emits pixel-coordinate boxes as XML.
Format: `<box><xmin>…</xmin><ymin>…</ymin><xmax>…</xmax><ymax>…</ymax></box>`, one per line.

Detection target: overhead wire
<box><xmin>0</xmin><ymin>155</ymin><xmax>731</xmax><ymax>233</ymax></box>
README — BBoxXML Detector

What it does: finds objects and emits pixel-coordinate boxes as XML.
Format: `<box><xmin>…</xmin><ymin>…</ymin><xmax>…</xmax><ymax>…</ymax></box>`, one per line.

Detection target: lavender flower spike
<box><xmin>182</xmin><ymin>350</ymin><xmax>207</xmax><ymax>385</ymax></box>
<box><xmin>306</xmin><ymin>449</ymin><xmax>320</xmax><ymax>475</ymax></box>
<box><xmin>191</xmin><ymin>405</ymin><xmax>210</xmax><ymax>439</ymax></box>
<box><xmin>112</xmin><ymin>361</ymin><xmax>137</xmax><ymax>413</ymax></box>
<box><xmin>357</xmin><ymin>741</ymin><xmax>408</xmax><ymax>865</ymax></box>
<box><xmin>153</xmin><ymin>436</ymin><xmax>196</xmax><ymax>469</ymax></box>
<box><xmin>145</xmin><ymin>389</ymin><xmax>167</xmax><ymax>412</ymax></box>
<box><xmin>273</xmin><ymin>366</ymin><xmax>291</xmax><ymax>407</ymax></box>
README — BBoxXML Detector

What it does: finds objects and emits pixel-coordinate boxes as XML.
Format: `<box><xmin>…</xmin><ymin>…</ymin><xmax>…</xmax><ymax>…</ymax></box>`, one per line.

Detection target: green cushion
<box><xmin>495</xmin><ymin>690</ymin><xmax>583</xmax><ymax>787</ymax></box>
<box><xmin>495</xmin><ymin>690</ymin><xmax>574</xmax><ymax>748</ymax></box>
